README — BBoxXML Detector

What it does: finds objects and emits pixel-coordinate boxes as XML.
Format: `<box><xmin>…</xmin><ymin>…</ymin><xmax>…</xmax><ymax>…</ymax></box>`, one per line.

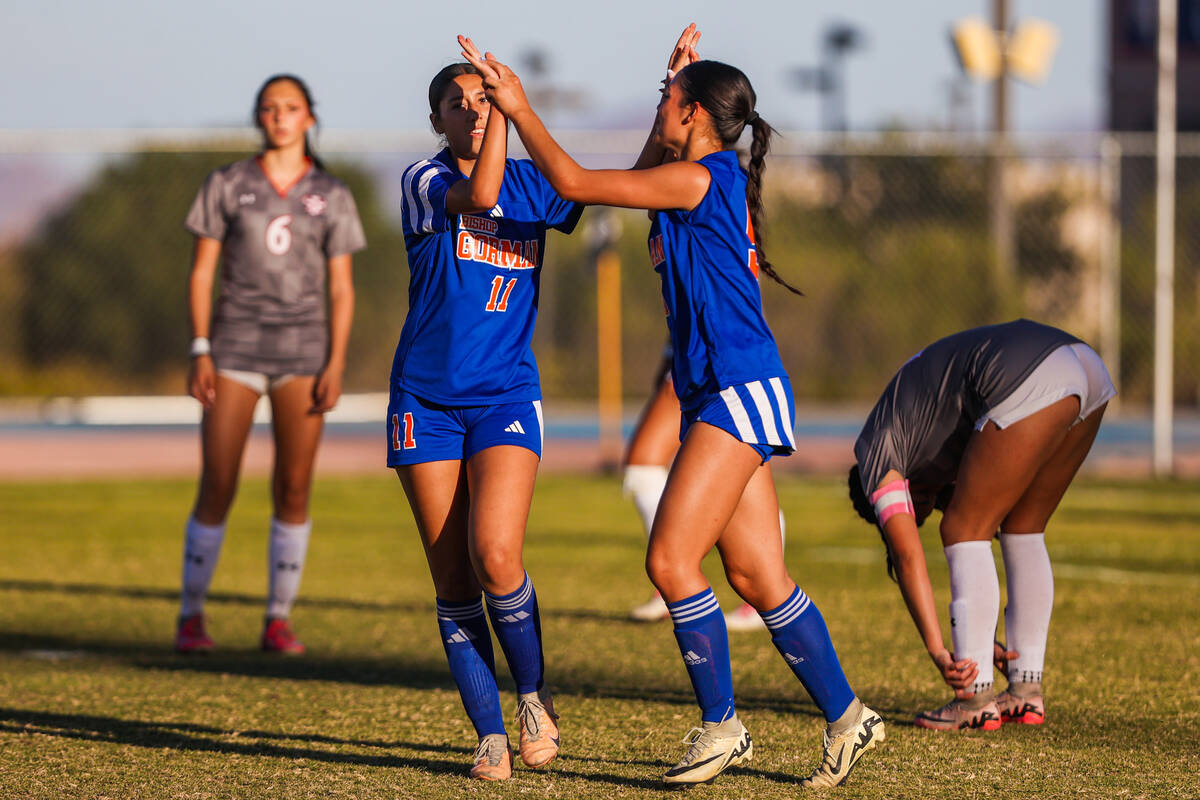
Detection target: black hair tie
<box><xmin>746</xmin><ymin>111</ymin><xmax>760</xmax><ymax>125</ymax></box>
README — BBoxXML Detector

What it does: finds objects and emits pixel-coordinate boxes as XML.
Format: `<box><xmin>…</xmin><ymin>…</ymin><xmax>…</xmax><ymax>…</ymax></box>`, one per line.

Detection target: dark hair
<box><xmin>675</xmin><ymin>61</ymin><xmax>801</xmax><ymax>296</ymax></box>
<box><xmin>253</xmin><ymin>74</ymin><xmax>324</xmax><ymax>170</ymax></box>
<box><xmin>428</xmin><ymin>63</ymin><xmax>481</xmax><ymax>116</ymax></box>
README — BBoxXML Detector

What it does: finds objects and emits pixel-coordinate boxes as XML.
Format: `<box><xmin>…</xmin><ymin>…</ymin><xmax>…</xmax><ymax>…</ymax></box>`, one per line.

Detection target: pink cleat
<box><xmin>260</xmin><ymin>618</ymin><xmax>306</xmax><ymax>655</ymax></box>
<box><xmin>996</xmin><ymin>690</ymin><xmax>1045</xmax><ymax>725</ymax></box>
<box><xmin>175</xmin><ymin>615</ymin><xmax>215</xmax><ymax>654</ymax></box>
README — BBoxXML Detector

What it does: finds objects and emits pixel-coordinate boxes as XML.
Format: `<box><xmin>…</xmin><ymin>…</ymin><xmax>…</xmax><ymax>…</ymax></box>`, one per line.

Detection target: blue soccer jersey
<box><xmin>648</xmin><ymin>149</ymin><xmax>787</xmax><ymax>410</ymax></box>
<box><xmin>392</xmin><ymin>149</ymin><xmax>582</xmax><ymax>405</ymax></box>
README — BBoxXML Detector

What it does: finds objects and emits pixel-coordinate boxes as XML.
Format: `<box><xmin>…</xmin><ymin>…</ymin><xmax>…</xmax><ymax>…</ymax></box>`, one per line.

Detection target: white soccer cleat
<box><xmin>516</xmin><ymin>691</ymin><xmax>560</xmax><ymax>768</ymax></box>
<box><xmin>724</xmin><ymin>602</ymin><xmax>766</xmax><ymax>631</ymax></box>
<box><xmin>799</xmin><ymin>703</ymin><xmax>885</xmax><ymax>789</ymax></box>
<box><xmin>914</xmin><ymin>696</ymin><xmax>1001</xmax><ymax>732</ymax></box>
<box><xmin>469</xmin><ymin>733</ymin><xmax>513</xmax><ymax>781</ymax></box>
<box><xmin>630</xmin><ymin>591</ymin><xmax>670</xmax><ymax>622</ymax></box>
<box><xmin>662</xmin><ymin>716</ymin><xmax>753</xmax><ymax>786</ymax></box>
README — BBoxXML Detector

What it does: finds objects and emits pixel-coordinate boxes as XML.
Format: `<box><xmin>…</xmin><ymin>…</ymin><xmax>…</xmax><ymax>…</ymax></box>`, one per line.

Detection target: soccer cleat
<box><xmin>800</xmin><ymin>703</ymin><xmax>885</xmax><ymax>789</ymax></box>
<box><xmin>723</xmin><ymin>602</ymin><xmax>766</xmax><ymax>632</ymax></box>
<box><xmin>516</xmin><ymin>691</ymin><xmax>560</xmax><ymax>768</ymax></box>
<box><xmin>630</xmin><ymin>591</ymin><xmax>670</xmax><ymax>622</ymax></box>
<box><xmin>260</xmin><ymin>617</ymin><xmax>306</xmax><ymax>655</ymax></box>
<box><xmin>996</xmin><ymin>690</ymin><xmax>1045</xmax><ymax>725</ymax></box>
<box><xmin>469</xmin><ymin>733</ymin><xmax>513</xmax><ymax>781</ymax></box>
<box><xmin>914</xmin><ymin>697</ymin><xmax>1002</xmax><ymax>732</ymax></box>
<box><xmin>174</xmin><ymin>614</ymin><xmax>214</xmax><ymax>654</ymax></box>
<box><xmin>662</xmin><ymin>716</ymin><xmax>752</xmax><ymax>786</ymax></box>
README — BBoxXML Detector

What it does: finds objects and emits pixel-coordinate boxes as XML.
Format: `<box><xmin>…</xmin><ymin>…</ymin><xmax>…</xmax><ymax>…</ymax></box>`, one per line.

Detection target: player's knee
<box><xmin>273</xmin><ymin>476</ymin><xmax>311</xmax><ymax>518</ymax></box>
<box><xmin>939</xmin><ymin>507</ymin><xmax>998</xmax><ymax>545</ymax></box>
<box><xmin>471</xmin><ymin>546</ymin><xmax>523</xmax><ymax>592</ymax></box>
<box><xmin>645</xmin><ymin>547</ymin><xmax>690</xmax><ymax>595</ymax></box>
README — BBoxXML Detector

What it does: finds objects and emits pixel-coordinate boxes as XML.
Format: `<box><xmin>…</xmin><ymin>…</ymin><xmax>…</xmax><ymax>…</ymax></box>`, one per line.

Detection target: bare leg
<box><xmin>465</xmin><ymin>446</ymin><xmax>540</xmax><ymax>595</ymax></box>
<box><xmin>395</xmin><ymin>460</ymin><xmax>477</xmax><ymax>600</ymax></box>
<box><xmin>645</xmin><ymin>422</ymin><xmax>761</xmax><ymax>603</ymax></box>
<box><xmin>268</xmin><ymin>376</ymin><xmax>325</xmax><ymax>523</ymax></box>
<box><xmin>625</xmin><ymin>375</ymin><xmax>680</xmax><ymax>467</ymax></box>
<box><xmin>192</xmin><ymin>375</ymin><xmax>260</xmax><ymax>524</ymax></box>
<box><xmin>937</xmin><ymin>395</ymin><xmax>1082</xmax><ymax>702</ymax></box>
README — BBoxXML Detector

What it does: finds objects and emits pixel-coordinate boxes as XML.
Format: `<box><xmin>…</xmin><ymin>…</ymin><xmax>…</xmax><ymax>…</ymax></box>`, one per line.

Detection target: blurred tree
<box><xmin>15</xmin><ymin>151</ymin><xmax>405</xmax><ymax>393</ymax></box>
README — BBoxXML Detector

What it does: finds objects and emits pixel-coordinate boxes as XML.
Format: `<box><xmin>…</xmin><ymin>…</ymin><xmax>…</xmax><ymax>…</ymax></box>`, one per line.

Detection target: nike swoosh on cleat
<box><xmin>665</xmin><ymin>753</ymin><xmax>724</xmax><ymax>777</ymax></box>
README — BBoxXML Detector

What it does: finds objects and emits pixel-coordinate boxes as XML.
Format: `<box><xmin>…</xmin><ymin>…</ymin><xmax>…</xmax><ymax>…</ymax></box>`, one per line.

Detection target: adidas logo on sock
<box><xmin>683</xmin><ymin>650</ymin><xmax>708</xmax><ymax>666</ymax></box>
<box><xmin>784</xmin><ymin>651</ymin><xmax>806</xmax><ymax>666</ymax></box>
<box><xmin>504</xmin><ymin>420</ymin><xmax>526</xmax><ymax>434</ymax></box>
<box><xmin>497</xmin><ymin>611</ymin><xmax>530</xmax><ymax>623</ymax></box>
<box><xmin>445</xmin><ymin>628</ymin><xmax>477</xmax><ymax>644</ymax></box>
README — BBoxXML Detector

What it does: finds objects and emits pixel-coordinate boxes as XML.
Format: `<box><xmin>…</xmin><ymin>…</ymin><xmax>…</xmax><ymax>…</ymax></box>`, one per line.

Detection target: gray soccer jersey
<box><xmin>854</xmin><ymin>319</ymin><xmax>1082</xmax><ymax>496</ymax></box>
<box><xmin>185</xmin><ymin>157</ymin><xmax>366</xmax><ymax>375</ymax></box>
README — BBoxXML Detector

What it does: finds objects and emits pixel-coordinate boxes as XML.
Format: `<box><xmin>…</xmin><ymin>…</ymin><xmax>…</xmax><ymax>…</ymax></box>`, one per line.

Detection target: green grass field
<box><xmin>0</xmin><ymin>474</ymin><xmax>1197</xmax><ymax>799</ymax></box>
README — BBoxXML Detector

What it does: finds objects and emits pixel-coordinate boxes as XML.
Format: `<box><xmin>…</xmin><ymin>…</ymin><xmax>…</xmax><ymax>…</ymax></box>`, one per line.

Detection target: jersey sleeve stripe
<box><xmin>414</xmin><ymin>165</ymin><xmax>443</xmax><ymax>233</ymax></box>
<box><xmin>400</xmin><ymin>160</ymin><xmax>427</xmax><ymax>231</ymax></box>
<box><xmin>402</xmin><ymin>160</ymin><xmax>452</xmax><ymax>235</ymax></box>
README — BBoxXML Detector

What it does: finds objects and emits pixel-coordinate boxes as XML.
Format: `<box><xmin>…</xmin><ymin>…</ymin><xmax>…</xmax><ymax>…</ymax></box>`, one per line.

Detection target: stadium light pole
<box><xmin>1153</xmin><ymin>0</ymin><xmax>1177</xmax><ymax>477</ymax></box>
<box><xmin>790</xmin><ymin>22</ymin><xmax>864</xmax><ymax>133</ymax></box>
<box><xmin>951</xmin><ymin>7</ymin><xmax>1058</xmax><ymax>289</ymax></box>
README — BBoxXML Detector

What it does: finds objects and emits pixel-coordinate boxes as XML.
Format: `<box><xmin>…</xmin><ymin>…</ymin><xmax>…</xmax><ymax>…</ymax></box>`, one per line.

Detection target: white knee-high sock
<box><xmin>622</xmin><ymin>465</ymin><xmax>669</xmax><ymax>539</ymax></box>
<box><xmin>267</xmin><ymin>518</ymin><xmax>312</xmax><ymax>619</ymax></box>
<box><xmin>1000</xmin><ymin>533</ymin><xmax>1053</xmax><ymax>685</ymax></box>
<box><xmin>945</xmin><ymin>540</ymin><xmax>1000</xmax><ymax>696</ymax></box>
<box><xmin>181</xmin><ymin>516</ymin><xmax>225</xmax><ymax>618</ymax></box>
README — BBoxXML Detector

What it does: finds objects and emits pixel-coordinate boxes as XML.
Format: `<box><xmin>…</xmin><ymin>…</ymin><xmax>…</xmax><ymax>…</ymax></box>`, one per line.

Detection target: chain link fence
<box><xmin>0</xmin><ymin>130</ymin><xmax>1196</xmax><ymax>409</ymax></box>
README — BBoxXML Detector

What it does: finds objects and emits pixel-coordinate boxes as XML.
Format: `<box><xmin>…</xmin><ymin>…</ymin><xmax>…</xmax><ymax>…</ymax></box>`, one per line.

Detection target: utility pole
<box><xmin>1153</xmin><ymin>0</ymin><xmax>1177</xmax><ymax>477</ymax></box>
<box><xmin>990</xmin><ymin>0</ymin><xmax>1015</xmax><ymax>286</ymax></box>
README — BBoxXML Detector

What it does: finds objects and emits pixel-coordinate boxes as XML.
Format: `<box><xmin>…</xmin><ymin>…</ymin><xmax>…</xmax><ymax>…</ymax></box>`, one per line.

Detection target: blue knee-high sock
<box><xmin>485</xmin><ymin>572</ymin><xmax>545</xmax><ymax>695</ymax></box>
<box><xmin>436</xmin><ymin>597</ymin><xmax>505</xmax><ymax>737</ymax></box>
<box><xmin>668</xmin><ymin>587</ymin><xmax>735</xmax><ymax>723</ymax></box>
<box><xmin>761</xmin><ymin>585</ymin><xmax>855</xmax><ymax>722</ymax></box>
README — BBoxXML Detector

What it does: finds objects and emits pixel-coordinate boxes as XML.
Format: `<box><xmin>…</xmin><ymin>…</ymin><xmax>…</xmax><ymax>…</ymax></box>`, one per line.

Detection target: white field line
<box><xmin>802</xmin><ymin>546</ymin><xmax>1198</xmax><ymax>587</ymax></box>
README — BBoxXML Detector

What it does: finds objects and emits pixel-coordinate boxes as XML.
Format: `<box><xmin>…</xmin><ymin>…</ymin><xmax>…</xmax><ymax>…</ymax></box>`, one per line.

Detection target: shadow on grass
<box><xmin>0</xmin><ymin>628</ymin><xmax>832</xmax><ymax>720</ymax></box>
<box><xmin>0</xmin><ymin>707</ymin><xmax>666</xmax><ymax>790</ymax></box>
<box><xmin>0</xmin><ymin>579</ymin><xmax>628</xmax><ymax>622</ymax></box>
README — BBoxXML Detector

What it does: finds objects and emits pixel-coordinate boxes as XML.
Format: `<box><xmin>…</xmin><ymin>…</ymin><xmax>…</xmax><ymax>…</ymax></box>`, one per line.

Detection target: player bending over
<box><xmin>849</xmin><ymin>319</ymin><xmax>1114</xmax><ymax>730</ymax></box>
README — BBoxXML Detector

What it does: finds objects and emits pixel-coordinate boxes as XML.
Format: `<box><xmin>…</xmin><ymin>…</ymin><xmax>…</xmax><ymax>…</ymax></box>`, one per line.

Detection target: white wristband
<box><xmin>189</xmin><ymin>337</ymin><xmax>211</xmax><ymax>358</ymax></box>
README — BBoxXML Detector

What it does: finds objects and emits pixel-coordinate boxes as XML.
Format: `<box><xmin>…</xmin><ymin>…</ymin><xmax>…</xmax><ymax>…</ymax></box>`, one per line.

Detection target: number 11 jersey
<box><xmin>391</xmin><ymin>148</ymin><xmax>582</xmax><ymax>405</ymax></box>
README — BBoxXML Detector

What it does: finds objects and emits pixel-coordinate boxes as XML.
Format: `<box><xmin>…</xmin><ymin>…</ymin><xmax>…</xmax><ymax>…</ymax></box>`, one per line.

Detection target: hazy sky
<box><xmin>3</xmin><ymin>0</ymin><xmax>1104</xmax><ymax>132</ymax></box>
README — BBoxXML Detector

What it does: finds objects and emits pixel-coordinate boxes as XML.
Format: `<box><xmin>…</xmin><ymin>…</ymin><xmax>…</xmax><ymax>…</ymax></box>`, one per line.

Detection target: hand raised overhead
<box><xmin>457</xmin><ymin>35</ymin><xmax>529</xmax><ymax>117</ymax></box>
<box><xmin>667</xmin><ymin>22</ymin><xmax>702</xmax><ymax>75</ymax></box>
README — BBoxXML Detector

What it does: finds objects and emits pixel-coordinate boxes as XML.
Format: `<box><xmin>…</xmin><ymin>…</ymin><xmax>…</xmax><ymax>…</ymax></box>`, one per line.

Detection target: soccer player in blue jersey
<box><xmin>177</xmin><ymin>74</ymin><xmax>365</xmax><ymax>656</ymax></box>
<box><xmin>387</xmin><ymin>50</ymin><xmax>582</xmax><ymax>781</ymax></box>
<box><xmin>463</xmin><ymin>26</ymin><xmax>883</xmax><ymax>789</ymax></box>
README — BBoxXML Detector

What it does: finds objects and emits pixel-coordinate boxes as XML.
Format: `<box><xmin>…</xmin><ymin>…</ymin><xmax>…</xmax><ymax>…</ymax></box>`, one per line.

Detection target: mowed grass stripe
<box><xmin>0</xmin><ymin>475</ymin><xmax>1197</xmax><ymax>799</ymax></box>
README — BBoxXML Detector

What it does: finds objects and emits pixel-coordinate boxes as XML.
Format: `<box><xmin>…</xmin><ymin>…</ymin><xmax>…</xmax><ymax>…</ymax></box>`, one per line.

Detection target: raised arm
<box><xmin>460</xmin><ymin>43</ymin><xmax>709</xmax><ymax>211</ymax></box>
<box><xmin>633</xmin><ymin>23</ymin><xmax>702</xmax><ymax>171</ymax></box>
<box><xmin>876</xmin><ymin>468</ymin><xmax>980</xmax><ymax>696</ymax></box>
<box><xmin>444</xmin><ymin>36</ymin><xmax>509</xmax><ymax>215</ymax></box>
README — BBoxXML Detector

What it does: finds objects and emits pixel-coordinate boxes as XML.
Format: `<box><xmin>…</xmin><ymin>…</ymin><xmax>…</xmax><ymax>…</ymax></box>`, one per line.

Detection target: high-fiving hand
<box><xmin>457</xmin><ymin>35</ymin><xmax>529</xmax><ymax>118</ymax></box>
<box><xmin>667</xmin><ymin>22</ymin><xmax>702</xmax><ymax>76</ymax></box>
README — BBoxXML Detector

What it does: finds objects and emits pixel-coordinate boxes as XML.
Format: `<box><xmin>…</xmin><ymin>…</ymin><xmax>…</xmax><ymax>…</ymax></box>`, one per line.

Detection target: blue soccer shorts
<box><xmin>681</xmin><ymin>377</ymin><xmax>797</xmax><ymax>463</ymax></box>
<box><xmin>386</xmin><ymin>388</ymin><xmax>544</xmax><ymax>466</ymax></box>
